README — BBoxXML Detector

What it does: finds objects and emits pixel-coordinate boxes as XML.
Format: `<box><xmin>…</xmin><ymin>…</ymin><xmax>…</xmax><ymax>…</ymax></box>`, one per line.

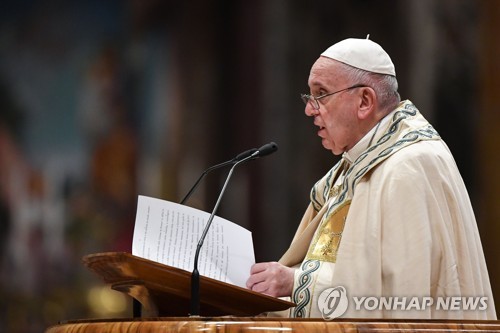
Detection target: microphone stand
<box><xmin>180</xmin><ymin>160</ymin><xmax>234</xmax><ymax>205</ymax></box>
<box><xmin>180</xmin><ymin>148</ymin><xmax>257</xmax><ymax>205</ymax></box>
<box><xmin>189</xmin><ymin>152</ymin><xmax>257</xmax><ymax>316</ymax></box>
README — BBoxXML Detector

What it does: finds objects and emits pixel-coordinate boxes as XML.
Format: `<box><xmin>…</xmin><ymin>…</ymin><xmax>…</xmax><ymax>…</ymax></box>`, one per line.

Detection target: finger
<box><xmin>249</xmin><ymin>262</ymin><xmax>269</xmax><ymax>274</ymax></box>
<box><xmin>246</xmin><ymin>269</ymin><xmax>268</xmax><ymax>288</ymax></box>
<box><xmin>246</xmin><ymin>275</ymin><xmax>256</xmax><ymax>289</ymax></box>
<box><xmin>250</xmin><ymin>282</ymin><xmax>269</xmax><ymax>294</ymax></box>
<box><xmin>246</xmin><ymin>270</ymin><xmax>267</xmax><ymax>289</ymax></box>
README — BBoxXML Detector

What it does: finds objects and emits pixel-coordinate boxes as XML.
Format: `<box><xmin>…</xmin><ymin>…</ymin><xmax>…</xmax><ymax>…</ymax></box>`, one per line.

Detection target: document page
<box><xmin>132</xmin><ymin>195</ymin><xmax>255</xmax><ymax>288</ymax></box>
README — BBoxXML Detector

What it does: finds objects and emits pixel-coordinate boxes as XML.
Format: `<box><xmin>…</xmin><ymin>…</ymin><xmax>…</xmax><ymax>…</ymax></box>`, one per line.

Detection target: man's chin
<box><xmin>321</xmin><ymin>141</ymin><xmax>342</xmax><ymax>156</ymax></box>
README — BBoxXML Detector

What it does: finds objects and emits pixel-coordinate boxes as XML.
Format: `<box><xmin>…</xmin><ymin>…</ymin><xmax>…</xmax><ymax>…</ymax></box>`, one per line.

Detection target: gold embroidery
<box><xmin>329</xmin><ymin>185</ymin><xmax>341</xmax><ymax>198</ymax></box>
<box><xmin>306</xmin><ymin>200</ymin><xmax>351</xmax><ymax>263</ymax></box>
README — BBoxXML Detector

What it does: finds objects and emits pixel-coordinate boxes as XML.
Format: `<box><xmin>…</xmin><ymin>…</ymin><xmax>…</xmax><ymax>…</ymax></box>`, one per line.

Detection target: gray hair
<box><xmin>339</xmin><ymin>63</ymin><xmax>401</xmax><ymax>113</ymax></box>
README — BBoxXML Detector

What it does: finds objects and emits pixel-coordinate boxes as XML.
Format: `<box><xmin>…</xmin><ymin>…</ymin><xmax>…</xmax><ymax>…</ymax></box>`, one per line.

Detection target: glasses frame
<box><xmin>301</xmin><ymin>84</ymin><xmax>368</xmax><ymax>110</ymax></box>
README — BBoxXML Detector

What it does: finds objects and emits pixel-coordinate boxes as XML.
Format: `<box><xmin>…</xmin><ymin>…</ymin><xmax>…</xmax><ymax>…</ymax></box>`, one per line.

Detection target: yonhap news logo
<box><xmin>317</xmin><ymin>286</ymin><xmax>349</xmax><ymax>320</ymax></box>
<box><xmin>318</xmin><ymin>286</ymin><xmax>489</xmax><ymax>320</ymax></box>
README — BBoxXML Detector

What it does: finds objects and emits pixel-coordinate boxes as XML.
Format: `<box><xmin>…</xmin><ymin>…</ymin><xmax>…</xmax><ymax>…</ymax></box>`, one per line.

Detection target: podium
<box><xmin>82</xmin><ymin>252</ymin><xmax>295</xmax><ymax>316</ymax></box>
<box><xmin>45</xmin><ymin>252</ymin><xmax>500</xmax><ymax>333</ymax></box>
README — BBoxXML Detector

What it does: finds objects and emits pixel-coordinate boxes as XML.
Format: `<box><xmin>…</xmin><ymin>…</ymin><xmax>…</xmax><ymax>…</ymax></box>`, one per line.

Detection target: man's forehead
<box><xmin>308</xmin><ymin>58</ymin><xmax>343</xmax><ymax>87</ymax></box>
<box><xmin>311</xmin><ymin>56</ymin><xmax>337</xmax><ymax>71</ymax></box>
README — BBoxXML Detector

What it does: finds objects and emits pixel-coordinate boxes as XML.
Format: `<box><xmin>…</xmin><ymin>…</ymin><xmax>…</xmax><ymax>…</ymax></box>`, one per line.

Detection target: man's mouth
<box><xmin>317</xmin><ymin>126</ymin><xmax>325</xmax><ymax>137</ymax></box>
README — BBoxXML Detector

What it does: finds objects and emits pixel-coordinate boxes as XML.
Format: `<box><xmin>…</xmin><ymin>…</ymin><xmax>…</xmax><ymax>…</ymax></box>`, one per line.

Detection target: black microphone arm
<box><xmin>189</xmin><ymin>142</ymin><xmax>278</xmax><ymax>316</ymax></box>
<box><xmin>179</xmin><ymin>148</ymin><xmax>258</xmax><ymax>205</ymax></box>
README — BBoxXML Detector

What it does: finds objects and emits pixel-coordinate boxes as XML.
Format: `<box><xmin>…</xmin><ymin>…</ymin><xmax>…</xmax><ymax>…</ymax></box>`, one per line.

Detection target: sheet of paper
<box><xmin>132</xmin><ymin>195</ymin><xmax>255</xmax><ymax>288</ymax></box>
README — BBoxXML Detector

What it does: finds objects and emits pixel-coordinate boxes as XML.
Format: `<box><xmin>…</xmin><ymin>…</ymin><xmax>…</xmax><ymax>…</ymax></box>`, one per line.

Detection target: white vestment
<box><xmin>276</xmin><ymin>101</ymin><xmax>496</xmax><ymax>320</ymax></box>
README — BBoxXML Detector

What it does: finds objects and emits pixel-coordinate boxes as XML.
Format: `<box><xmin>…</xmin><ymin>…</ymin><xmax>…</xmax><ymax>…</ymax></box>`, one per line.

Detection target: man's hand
<box><xmin>246</xmin><ymin>262</ymin><xmax>295</xmax><ymax>297</ymax></box>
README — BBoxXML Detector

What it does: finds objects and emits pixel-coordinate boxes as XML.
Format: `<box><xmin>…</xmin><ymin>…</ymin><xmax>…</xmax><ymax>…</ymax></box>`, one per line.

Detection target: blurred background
<box><xmin>0</xmin><ymin>0</ymin><xmax>499</xmax><ymax>331</ymax></box>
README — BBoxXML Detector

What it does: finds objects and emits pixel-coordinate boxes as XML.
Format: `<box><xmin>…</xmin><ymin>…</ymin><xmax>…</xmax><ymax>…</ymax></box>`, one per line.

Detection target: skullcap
<box><xmin>321</xmin><ymin>37</ymin><xmax>396</xmax><ymax>76</ymax></box>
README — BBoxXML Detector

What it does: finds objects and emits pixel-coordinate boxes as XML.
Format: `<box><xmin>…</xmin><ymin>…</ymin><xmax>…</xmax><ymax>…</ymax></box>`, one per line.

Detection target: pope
<box><xmin>246</xmin><ymin>37</ymin><xmax>496</xmax><ymax>320</ymax></box>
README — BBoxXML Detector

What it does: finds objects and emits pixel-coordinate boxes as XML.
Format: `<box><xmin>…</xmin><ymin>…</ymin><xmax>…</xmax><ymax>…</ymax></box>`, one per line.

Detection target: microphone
<box><xmin>190</xmin><ymin>142</ymin><xmax>278</xmax><ymax>316</ymax></box>
<box><xmin>179</xmin><ymin>147</ymin><xmax>258</xmax><ymax>205</ymax></box>
<box><xmin>252</xmin><ymin>141</ymin><xmax>278</xmax><ymax>158</ymax></box>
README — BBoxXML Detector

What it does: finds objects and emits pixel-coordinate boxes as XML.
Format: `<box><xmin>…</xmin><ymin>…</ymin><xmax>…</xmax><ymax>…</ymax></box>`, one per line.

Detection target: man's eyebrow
<box><xmin>308</xmin><ymin>81</ymin><xmax>328</xmax><ymax>91</ymax></box>
<box><xmin>308</xmin><ymin>79</ymin><xmax>322</xmax><ymax>87</ymax></box>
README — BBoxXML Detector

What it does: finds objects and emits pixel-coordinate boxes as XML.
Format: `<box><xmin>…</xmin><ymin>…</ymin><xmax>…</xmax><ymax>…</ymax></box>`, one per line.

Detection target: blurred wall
<box><xmin>0</xmin><ymin>0</ymin><xmax>498</xmax><ymax>332</ymax></box>
<box><xmin>479</xmin><ymin>0</ymin><xmax>500</xmax><ymax>322</ymax></box>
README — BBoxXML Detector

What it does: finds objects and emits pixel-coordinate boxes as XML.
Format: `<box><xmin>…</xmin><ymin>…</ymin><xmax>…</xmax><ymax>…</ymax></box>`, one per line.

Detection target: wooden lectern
<box><xmin>45</xmin><ymin>252</ymin><xmax>500</xmax><ymax>333</ymax></box>
<box><xmin>80</xmin><ymin>252</ymin><xmax>294</xmax><ymax>316</ymax></box>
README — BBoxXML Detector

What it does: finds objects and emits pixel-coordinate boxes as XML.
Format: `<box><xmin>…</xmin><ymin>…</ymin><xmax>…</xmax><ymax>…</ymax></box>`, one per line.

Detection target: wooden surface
<box><xmin>83</xmin><ymin>252</ymin><xmax>294</xmax><ymax>316</ymax></box>
<box><xmin>46</xmin><ymin>317</ymin><xmax>500</xmax><ymax>333</ymax></box>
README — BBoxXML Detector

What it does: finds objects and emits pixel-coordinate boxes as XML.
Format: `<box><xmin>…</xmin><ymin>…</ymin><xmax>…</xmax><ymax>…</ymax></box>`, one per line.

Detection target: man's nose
<box><xmin>305</xmin><ymin>103</ymin><xmax>318</xmax><ymax>117</ymax></box>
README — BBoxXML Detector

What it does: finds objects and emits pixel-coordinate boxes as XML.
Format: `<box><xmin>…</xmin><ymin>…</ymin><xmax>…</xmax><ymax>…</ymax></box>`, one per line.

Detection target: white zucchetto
<box><xmin>321</xmin><ymin>37</ymin><xmax>396</xmax><ymax>76</ymax></box>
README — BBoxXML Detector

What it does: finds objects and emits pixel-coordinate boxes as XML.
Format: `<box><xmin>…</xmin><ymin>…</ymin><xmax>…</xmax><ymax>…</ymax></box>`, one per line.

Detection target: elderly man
<box><xmin>246</xmin><ymin>37</ymin><xmax>496</xmax><ymax>319</ymax></box>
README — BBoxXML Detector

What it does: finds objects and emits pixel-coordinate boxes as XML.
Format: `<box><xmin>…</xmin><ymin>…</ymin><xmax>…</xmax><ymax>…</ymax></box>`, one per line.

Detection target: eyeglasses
<box><xmin>301</xmin><ymin>84</ymin><xmax>367</xmax><ymax>110</ymax></box>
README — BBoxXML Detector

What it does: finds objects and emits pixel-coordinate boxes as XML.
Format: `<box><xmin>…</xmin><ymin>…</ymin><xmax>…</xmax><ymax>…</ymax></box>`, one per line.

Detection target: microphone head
<box><xmin>255</xmin><ymin>142</ymin><xmax>278</xmax><ymax>158</ymax></box>
<box><xmin>234</xmin><ymin>148</ymin><xmax>258</xmax><ymax>161</ymax></box>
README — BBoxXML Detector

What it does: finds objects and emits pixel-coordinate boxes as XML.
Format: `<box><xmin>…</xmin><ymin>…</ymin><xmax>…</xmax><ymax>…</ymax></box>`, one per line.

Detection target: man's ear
<box><xmin>357</xmin><ymin>87</ymin><xmax>376</xmax><ymax>120</ymax></box>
